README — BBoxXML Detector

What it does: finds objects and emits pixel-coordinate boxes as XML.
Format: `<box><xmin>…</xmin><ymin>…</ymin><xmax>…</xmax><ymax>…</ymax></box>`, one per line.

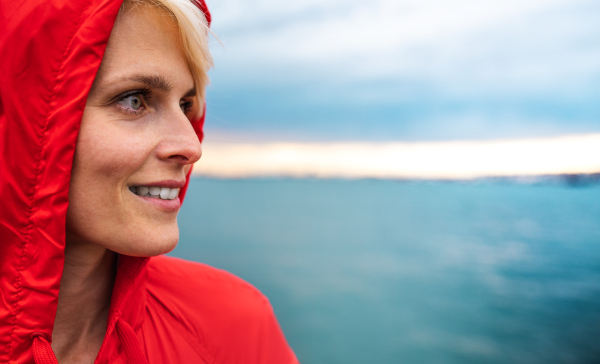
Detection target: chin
<box><xmin>109</xmin><ymin>223</ymin><xmax>180</xmax><ymax>257</ymax></box>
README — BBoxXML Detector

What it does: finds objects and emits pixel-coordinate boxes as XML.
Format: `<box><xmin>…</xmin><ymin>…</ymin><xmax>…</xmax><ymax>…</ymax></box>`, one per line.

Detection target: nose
<box><xmin>155</xmin><ymin>107</ymin><xmax>202</xmax><ymax>166</ymax></box>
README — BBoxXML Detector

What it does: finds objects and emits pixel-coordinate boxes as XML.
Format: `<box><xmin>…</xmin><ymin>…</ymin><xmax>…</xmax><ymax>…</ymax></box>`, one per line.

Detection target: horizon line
<box><xmin>193</xmin><ymin>133</ymin><xmax>600</xmax><ymax>180</ymax></box>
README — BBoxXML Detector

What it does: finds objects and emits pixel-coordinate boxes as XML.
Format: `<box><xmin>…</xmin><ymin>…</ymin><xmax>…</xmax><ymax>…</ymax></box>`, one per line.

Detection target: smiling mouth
<box><xmin>129</xmin><ymin>186</ymin><xmax>180</xmax><ymax>200</ymax></box>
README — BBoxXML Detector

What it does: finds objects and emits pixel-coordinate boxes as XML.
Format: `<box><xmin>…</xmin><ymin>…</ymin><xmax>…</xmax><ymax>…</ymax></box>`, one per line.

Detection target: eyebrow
<box><xmin>183</xmin><ymin>88</ymin><xmax>197</xmax><ymax>98</ymax></box>
<box><xmin>128</xmin><ymin>74</ymin><xmax>173</xmax><ymax>93</ymax></box>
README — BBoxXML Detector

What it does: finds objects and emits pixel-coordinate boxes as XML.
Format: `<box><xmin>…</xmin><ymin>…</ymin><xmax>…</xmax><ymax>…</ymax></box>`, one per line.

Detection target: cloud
<box><xmin>204</xmin><ymin>0</ymin><xmax>600</xmax><ymax>140</ymax></box>
<box><xmin>209</xmin><ymin>0</ymin><xmax>600</xmax><ymax>93</ymax></box>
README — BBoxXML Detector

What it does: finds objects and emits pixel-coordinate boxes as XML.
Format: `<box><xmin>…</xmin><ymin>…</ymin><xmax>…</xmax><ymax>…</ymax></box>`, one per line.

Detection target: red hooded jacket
<box><xmin>0</xmin><ymin>0</ymin><xmax>299</xmax><ymax>362</ymax></box>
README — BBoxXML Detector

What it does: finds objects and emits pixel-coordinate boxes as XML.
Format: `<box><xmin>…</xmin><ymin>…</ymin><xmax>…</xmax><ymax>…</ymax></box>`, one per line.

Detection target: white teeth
<box><xmin>138</xmin><ymin>186</ymin><xmax>149</xmax><ymax>196</ymax></box>
<box><xmin>168</xmin><ymin>188</ymin><xmax>179</xmax><ymax>200</ymax></box>
<box><xmin>132</xmin><ymin>186</ymin><xmax>180</xmax><ymax>200</ymax></box>
<box><xmin>159</xmin><ymin>187</ymin><xmax>170</xmax><ymax>199</ymax></box>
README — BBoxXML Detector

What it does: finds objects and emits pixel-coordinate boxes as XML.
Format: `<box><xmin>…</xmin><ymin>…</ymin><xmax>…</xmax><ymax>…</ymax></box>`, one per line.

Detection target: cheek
<box><xmin>67</xmin><ymin>111</ymin><xmax>180</xmax><ymax>256</ymax></box>
<box><xmin>67</xmin><ymin>114</ymin><xmax>154</xmax><ymax>246</ymax></box>
<box><xmin>78</xmin><ymin>122</ymin><xmax>149</xmax><ymax>179</ymax></box>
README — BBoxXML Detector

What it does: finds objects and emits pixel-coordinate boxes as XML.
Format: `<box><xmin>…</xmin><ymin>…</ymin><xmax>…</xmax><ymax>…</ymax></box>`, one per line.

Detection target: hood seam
<box><xmin>6</xmin><ymin>0</ymin><xmax>94</xmax><ymax>359</ymax></box>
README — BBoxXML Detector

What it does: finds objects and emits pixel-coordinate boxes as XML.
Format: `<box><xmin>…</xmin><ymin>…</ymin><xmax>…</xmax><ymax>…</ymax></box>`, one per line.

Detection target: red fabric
<box><xmin>0</xmin><ymin>0</ymin><xmax>299</xmax><ymax>363</ymax></box>
<box><xmin>116</xmin><ymin>320</ymin><xmax>149</xmax><ymax>364</ymax></box>
<box><xmin>32</xmin><ymin>335</ymin><xmax>59</xmax><ymax>364</ymax></box>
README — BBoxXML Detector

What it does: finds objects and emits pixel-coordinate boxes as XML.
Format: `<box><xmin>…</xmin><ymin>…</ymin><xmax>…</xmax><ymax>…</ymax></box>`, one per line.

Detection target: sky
<box><xmin>203</xmin><ymin>0</ymin><xmax>600</xmax><ymax>142</ymax></box>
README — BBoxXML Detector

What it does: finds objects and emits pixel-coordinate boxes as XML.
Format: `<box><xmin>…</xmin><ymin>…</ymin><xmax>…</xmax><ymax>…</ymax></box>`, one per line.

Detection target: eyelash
<box><xmin>114</xmin><ymin>89</ymin><xmax>195</xmax><ymax>116</ymax></box>
<box><xmin>180</xmin><ymin>99</ymin><xmax>194</xmax><ymax>114</ymax></box>
<box><xmin>116</xmin><ymin>89</ymin><xmax>152</xmax><ymax>115</ymax></box>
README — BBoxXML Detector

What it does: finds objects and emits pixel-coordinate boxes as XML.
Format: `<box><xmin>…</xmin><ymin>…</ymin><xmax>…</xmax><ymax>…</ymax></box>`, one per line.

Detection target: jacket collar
<box><xmin>109</xmin><ymin>256</ymin><xmax>149</xmax><ymax>331</ymax></box>
<box><xmin>95</xmin><ymin>255</ymin><xmax>149</xmax><ymax>361</ymax></box>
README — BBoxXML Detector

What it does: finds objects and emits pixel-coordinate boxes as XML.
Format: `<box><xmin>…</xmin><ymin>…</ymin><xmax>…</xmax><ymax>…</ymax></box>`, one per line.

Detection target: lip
<box><xmin>128</xmin><ymin>179</ymin><xmax>185</xmax><ymax>213</ymax></box>
<box><xmin>129</xmin><ymin>179</ymin><xmax>186</xmax><ymax>189</ymax></box>
<box><xmin>133</xmin><ymin>193</ymin><xmax>181</xmax><ymax>212</ymax></box>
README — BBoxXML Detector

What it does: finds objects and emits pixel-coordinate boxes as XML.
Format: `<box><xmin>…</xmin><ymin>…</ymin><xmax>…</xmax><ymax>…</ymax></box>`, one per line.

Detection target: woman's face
<box><xmin>66</xmin><ymin>4</ymin><xmax>202</xmax><ymax>256</ymax></box>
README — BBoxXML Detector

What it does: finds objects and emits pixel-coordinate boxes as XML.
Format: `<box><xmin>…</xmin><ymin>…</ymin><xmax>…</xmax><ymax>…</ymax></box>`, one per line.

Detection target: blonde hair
<box><xmin>121</xmin><ymin>0</ymin><xmax>213</xmax><ymax>112</ymax></box>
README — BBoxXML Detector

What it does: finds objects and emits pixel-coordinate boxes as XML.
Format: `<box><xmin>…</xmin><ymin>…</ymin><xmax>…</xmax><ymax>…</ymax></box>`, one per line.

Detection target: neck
<box><xmin>52</xmin><ymin>239</ymin><xmax>117</xmax><ymax>363</ymax></box>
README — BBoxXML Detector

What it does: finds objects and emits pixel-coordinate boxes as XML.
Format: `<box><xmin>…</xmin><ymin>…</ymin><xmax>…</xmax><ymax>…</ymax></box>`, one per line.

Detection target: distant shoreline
<box><xmin>192</xmin><ymin>172</ymin><xmax>600</xmax><ymax>187</ymax></box>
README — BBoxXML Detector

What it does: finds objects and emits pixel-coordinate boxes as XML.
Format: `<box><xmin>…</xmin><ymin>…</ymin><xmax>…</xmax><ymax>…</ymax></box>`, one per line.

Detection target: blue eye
<box><xmin>118</xmin><ymin>95</ymin><xmax>142</xmax><ymax>110</ymax></box>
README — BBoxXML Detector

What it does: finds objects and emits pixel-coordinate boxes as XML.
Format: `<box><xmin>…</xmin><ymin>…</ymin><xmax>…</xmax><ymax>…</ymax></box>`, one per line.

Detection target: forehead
<box><xmin>95</xmin><ymin>3</ymin><xmax>193</xmax><ymax>91</ymax></box>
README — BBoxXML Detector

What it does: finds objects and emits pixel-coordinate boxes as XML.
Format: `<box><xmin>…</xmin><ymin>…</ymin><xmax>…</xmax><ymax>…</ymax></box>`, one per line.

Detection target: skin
<box><xmin>52</xmin><ymin>3</ymin><xmax>202</xmax><ymax>362</ymax></box>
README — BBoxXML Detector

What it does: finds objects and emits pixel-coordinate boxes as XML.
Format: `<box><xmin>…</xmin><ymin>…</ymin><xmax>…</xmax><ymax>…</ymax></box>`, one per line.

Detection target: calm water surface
<box><xmin>170</xmin><ymin>178</ymin><xmax>600</xmax><ymax>364</ymax></box>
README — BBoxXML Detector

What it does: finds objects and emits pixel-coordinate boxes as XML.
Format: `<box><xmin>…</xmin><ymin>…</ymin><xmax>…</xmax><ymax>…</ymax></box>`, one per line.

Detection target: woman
<box><xmin>0</xmin><ymin>0</ymin><xmax>298</xmax><ymax>363</ymax></box>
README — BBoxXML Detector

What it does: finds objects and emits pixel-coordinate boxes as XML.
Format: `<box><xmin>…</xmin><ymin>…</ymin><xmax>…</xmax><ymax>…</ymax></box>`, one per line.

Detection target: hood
<box><xmin>0</xmin><ymin>0</ymin><xmax>210</xmax><ymax>361</ymax></box>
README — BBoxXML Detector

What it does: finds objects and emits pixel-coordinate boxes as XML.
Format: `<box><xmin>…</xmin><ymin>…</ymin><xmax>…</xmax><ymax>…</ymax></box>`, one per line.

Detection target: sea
<box><xmin>170</xmin><ymin>178</ymin><xmax>600</xmax><ymax>364</ymax></box>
